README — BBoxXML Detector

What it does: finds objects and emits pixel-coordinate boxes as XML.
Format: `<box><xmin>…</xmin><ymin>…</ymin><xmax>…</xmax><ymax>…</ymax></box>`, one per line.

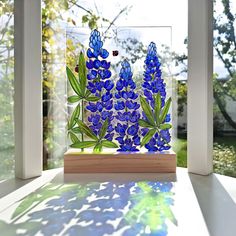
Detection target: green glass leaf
<box><xmin>93</xmin><ymin>143</ymin><xmax>102</xmax><ymax>153</ymax></box>
<box><xmin>160</xmin><ymin>124</ymin><xmax>172</xmax><ymax>130</ymax></box>
<box><xmin>85</xmin><ymin>89</ymin><xmax>91</xmax><ymax>97</ymax></box>
<box><xmin>101</xmin><ymin>140</ymin><xmax>118</xmax><ymax>148</ymax></box>
<box><xmin>71</xmin><ymin>127</ymin><xmax>82</xmax><ymax>134</ymax></box>
<box><xmin>71</xmin><ymin>141</ymin><xmax>97</xmax><ymax>148</ymax></box>
<box><xmin>66</xmin><ymin>66</ymin><xmax>82</xmax><ymax>96</ymax></box>
<box><xmin>141</xmin><ymin>129</ymin><xmax>156</xmax><ymax>147</ymax></box>
<box><xmin>138</xmin><ymin>119</ymin><xmax>154</xmax><ymax>128</ymax></box>
<box><xmin>78</xmin><ymin>52</ymin><xmax>87</xmax><ymax>95</ymax></box>
<box><xmin>86</xmin><ymin>96</ymin><xmax>100</xmax><ymax>102</ymax></box>
<box><xmin>67</xmin><ymin>95</ymin><xmax>81</xmax><ymax>103</ymax></box>
<box><xmin>99</xmin><ymin>118</ymin><xmax>108</xmax><ymax>139</ymax></box>
<box><xmin>69</xmin><ymin>132</ymin><xmax>80</xmax><ymax>143</ymax></box>
<box><xmin>160</xmin><ymin>97</ymin><xmax>172</xmax><ymax>123</ymax></box>
<box><xmin>140</xmin><ymin>96</ymin><xmax>155</xmax><ymax>126</ymax></box>
<box><xmin>77</xmin><ymin>120</ymin><xmax>98</xmax><ymax>141</ymax></box>
<box><xmin>154</xmin><ymin>93</ymin><xmax>161</xmax><ymax>124</ymax></box>
<box><xmin>68</xmin><ymin>104</ymin><xmax>80</xmax><ymax>130</ymax></box>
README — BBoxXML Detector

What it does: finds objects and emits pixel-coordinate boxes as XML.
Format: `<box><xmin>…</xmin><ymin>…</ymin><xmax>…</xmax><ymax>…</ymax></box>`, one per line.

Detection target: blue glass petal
<box><xmin>116</xmin><ymin>137</ymin><xmax>125</xmax><ymax>144</ymax></box>
<box><xmin>101</xmin><ymin>60</ymin><xmax>110</xmax><ymax>69</ymax></box>
<box><xmin>93</xmin><ymin>59</ymin><xmax>101</xmax><ymax>69</ymax></box>
<box><xmin>133</xmin><ymin>135</ymin><xmax>140</xmax><ymax>145</ymax></box>
<box><xmin>100</xmin><ymin>48</ymin><xmax>109</xmax><ymax>59</ymax></box>
<box><xmin>102</xmin><ymin>92</ymin><xmax>112</xmax><ymax>102</ymax></box>
<box><xmin>86</xmin><ymin>102</ymin><xmax>97</xmax><ymax>112</ymax></box>
<box><xmin>86</xmin><ymin>60</ymin><xmax>94</xmax><ymax>69</ymax></box>
<box><xmin>165</xmin><ymin>114</ymin><xmax>171</xmax><ymax>122</ymax></box>
<box><xmin>104</xmin><ymin>80</ymin><xmax>114</xmax><ymax>91</ymax></box>
<box><xmin>116</xmin><ymin>80</ymin><xmax>123</xmax><ymax>91</ymax></box>
<box><xmin>115</xmin><ymin>101</ymin><xmax>125</xmax><ymax>111</ymax></box>
<box><xmin>127</xmin><ymin>125</ymin><xmax>138</xmax><ymax>136</ymax></box>
<box><xmin>87</xmin><ymin>48</ymin><xmax>94</xmax><ymax>58</ymax></box>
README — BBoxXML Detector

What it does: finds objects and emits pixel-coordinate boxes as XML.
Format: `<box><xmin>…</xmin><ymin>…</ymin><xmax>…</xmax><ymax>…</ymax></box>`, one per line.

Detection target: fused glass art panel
<box><xmin>66</xmin><ymin>27</ymin><xmax>175</xmax><ymax>153</ymax></box>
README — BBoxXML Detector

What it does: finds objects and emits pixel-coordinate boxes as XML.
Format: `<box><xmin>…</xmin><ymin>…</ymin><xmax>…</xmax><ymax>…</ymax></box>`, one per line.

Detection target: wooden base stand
<box><xmin>64</xmin><ymin>149</ymin><xmax>176</xmax><ymax>173</ymax></box>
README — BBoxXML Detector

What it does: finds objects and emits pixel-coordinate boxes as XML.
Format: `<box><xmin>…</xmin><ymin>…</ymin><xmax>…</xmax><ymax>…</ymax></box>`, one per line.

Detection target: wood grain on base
<box><xmin>64</xmin><ymin>149</ymin><xmax>176</xmax><ymax>173</ymax></box>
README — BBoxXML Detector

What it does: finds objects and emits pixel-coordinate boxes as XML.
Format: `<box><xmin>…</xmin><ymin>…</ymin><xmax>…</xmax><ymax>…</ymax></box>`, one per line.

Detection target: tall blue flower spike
<box><xmin>115</xmin><ymin>60</ymin><xmax>140</xmax><ymax>152</ymax></box>
<box><xmin>142</xmin><ymin>42</ymin><xmax>171</xmax><ymax>151</ymax></box>
<box><xmin>86</xmin><ymin>30</ymin><xmax>114</xmax><ymax>140</ymax></box>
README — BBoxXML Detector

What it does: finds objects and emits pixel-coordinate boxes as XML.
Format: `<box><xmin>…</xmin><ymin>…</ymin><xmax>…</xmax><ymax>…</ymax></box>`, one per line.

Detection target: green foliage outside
<box><xmin>174</xmin><ymin>137</ymin><xmax>236</xmax><ymax>178</ymax></box>
<box><xmin>0</xmin><ymin>0</ymin><xmax>14</xmax><ymax>180</ymax></box>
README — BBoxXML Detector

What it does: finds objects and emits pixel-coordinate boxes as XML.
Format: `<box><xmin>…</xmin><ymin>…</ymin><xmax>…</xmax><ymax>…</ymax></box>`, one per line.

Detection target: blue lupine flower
<box><xmin>115</xmin><ymin>123</ymin><xmax>127</xmax><ymax>137</ymax></box>
<box><xmin>86</xmin><ymin>30</ymin><xmax>114</xmax><ymax>137</ymax></box>
<box><xmin>104</xmin><ymin>80</ymin><xmax>114</xmax><ymax>91</ymax></box>
<box><xmin>143</xmin><ymin>42</ymin><xmax>165</xmax><ymax>105</ymax></box>
<box><xmin>133</xmin><ymin>135</ymin><xmax>140</xmax><ymax>145</ymax></box>
<box><xmin>115</xmin><ymin>60</ymin><xmax>140</xmax><ymax>152</ymax></box>
<box><xmin>127</xmin><ymin>125</ymin><xmax>139</xmax><ymax>136</ymax></box>
<box><xmin>142</xmin><ymin>42</ymin><xmax>171</xmax><ymax>151</ymax></box>
<box><xmin>87</xmin><ymin>102</ymin><xmax>97</xmax><ymax>112</ymax></box>
<box><xmin>88</xmin><ymin>114</ymin><xmax>100</xmax><ymax>125</ymax></box>
<box><xmin>165</xmin><ymin>114</ymin><xmax>171</xmax><ymax>122</ymax></box>
<box><xmin>115</xmin><ymin>101</ymin><xmax>125</xmax><ymax>111</ymax></box>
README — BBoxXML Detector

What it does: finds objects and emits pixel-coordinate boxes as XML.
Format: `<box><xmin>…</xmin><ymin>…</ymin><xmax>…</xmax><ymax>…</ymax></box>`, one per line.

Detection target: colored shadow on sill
<box><xmin>0</xmin><ymin>180</ymin><xmax>177</xmax><ymax>236</ymax></box>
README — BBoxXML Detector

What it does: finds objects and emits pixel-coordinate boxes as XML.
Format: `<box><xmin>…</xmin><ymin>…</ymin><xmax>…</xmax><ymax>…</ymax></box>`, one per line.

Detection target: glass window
<box><xmin>0</xmin><ymin>0</ymin><xmax>14</xmax><ymax>180</ymax></box>
<box><xmin>213</xmin><ymin>0</ymin><xmax>236</xmax><ymax>177</ymax></box>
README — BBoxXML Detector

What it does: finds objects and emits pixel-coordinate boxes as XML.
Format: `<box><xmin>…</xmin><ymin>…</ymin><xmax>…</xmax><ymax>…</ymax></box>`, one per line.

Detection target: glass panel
<box><xmin>42</xmin><ymin>0</ymin><xmax>187</xmax><ymax>168</ymax></box>
<box><xmin>66</xmin><ymin>26</ymin><xmax>174</xmax><ymax>145</ymax></box>
<box><xmin>213</xmin><ymin>0</ymin><xmax>236</xmax><ymax>177</ymax></box>
<box><xmin>0</xmin><ymin>0</ymin><xmax>14</xmax><ymax>180</ymax></box>
<box><xmin>42</xmin><ymin>0</ymin><xmax>67</xmax><ymax>169</ymax></box>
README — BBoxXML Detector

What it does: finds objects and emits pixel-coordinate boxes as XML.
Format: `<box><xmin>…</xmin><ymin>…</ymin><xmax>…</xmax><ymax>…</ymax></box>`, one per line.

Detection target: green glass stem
<box><xmin>81</xmin><ymin>99</ymin><xmax>84</xmax><ymax>152</ymax></box>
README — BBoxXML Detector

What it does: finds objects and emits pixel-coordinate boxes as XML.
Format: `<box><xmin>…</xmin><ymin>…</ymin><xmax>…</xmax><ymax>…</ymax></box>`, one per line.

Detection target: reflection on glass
<box><xmin>0</xmin><ymin>181</ymin><xmax>176</xmax><ymax>235</ymax></box>
<box><xmin>0</xmin><ymin>0</ymin><xmax>14</xmax><ymax>180</ymax></box>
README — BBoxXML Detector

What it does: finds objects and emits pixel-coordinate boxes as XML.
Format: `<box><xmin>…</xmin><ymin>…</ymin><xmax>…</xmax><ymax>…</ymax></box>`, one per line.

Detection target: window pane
<box><xmin>0</xmin><ymin>0</ymin><xmax>14</xmax><ymax>180</ymax></box>
<box><xmin>213</xmin><ymin>0</ymin><xmax>236</xmax><ymax>177</ymax></box>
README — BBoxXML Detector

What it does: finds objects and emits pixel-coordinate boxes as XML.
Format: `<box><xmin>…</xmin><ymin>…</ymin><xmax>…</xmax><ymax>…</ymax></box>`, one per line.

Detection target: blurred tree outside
<box><xmin>213</xmin><ymin>0</ymin><xmax>236</xmax><ymax>132</ymax></box>
<box><xmin>0</xmin><ymin>0</ymin><xmax>14</xmax><ymax>180</ymax></box>
<box><xmin>176</xmin><ymin>0</ymin><xmax>236</xmax><ymax>135</ymax></box>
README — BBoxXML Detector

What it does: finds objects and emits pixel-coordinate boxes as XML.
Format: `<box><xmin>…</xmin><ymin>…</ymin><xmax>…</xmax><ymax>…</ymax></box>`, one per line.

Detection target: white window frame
<box><xmin>14</xmin><ymin>0</ymin><xmax>42</xmax><ymax>179</ymax></box>
<box><xmin>14</xmin><ymin>0</ymin><xmax>213</xmax><ymax>179</ymax></box>
<box><xmin>187</xmin><ymin>0</ymin><xmax>213</xmax><ymax>175</ymax></box>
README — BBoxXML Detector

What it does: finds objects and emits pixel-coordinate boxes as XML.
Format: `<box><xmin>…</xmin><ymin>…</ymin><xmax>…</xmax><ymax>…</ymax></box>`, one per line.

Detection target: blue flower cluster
<box><xmin>142</xmin><ymin>42</ymin><xmax>171</xmax><ymax>151</ymax></box>
<box><xmin>114</xmin><ymin>60</ymin><xmax>140</xmax><ymax>152</ymax></box>
<box><xmin>141</xmin><ymin>128</ymin><xmax>171</xmax><ymax>152</ymax></box>
<box><xmin>86</xmin><ymin>30</ymin><xmax>114</xmax><ymax>140</ymax></box>
<box><xmin>142</xmin><ymin>42</ymin><xmax>166</xmax><ymax>107</ymax></box>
